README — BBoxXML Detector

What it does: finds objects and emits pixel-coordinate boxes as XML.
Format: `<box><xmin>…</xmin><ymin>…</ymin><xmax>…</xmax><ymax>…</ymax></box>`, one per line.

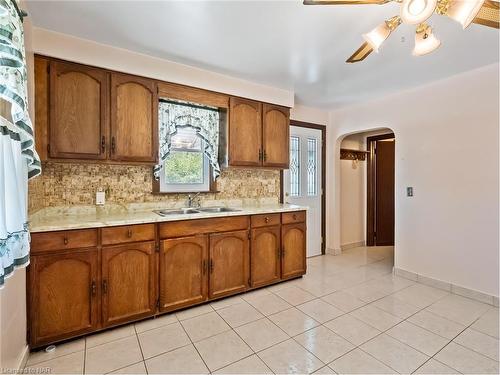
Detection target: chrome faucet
<box><xmin>187</xmin><ymin>192</ymin><xmax>202</xmax><ymax>208</ymax></box>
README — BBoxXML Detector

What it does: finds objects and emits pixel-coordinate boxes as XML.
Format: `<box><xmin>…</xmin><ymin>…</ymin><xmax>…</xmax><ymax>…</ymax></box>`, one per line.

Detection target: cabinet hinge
<box><xmin>155</xmin><ymin>244</ymin><xmax>160</xmax><ymax>253</ymax></box>
<box><xmin>248</xmin><ymin>231</ymin><xmax>251</xmax><ymax>240</ymax></box>
<box><xmin>47</xmin><ymin>144</ymin><xmax>50</xmax><ymax>153</ymax></box>
<box><xmin>156</xmin><ymin>298</ymin><xmax>160</xmax><ymax>309</ymax></box>
<box><xmin>248</xmin><ymin>277</ymin><xmax>251</xmax><ymax>287</ymax></box>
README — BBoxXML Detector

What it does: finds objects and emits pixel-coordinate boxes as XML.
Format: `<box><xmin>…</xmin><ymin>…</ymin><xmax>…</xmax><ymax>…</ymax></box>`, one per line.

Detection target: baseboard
<box><xmin>326</xmin><ymin>247</ymin><xmax>342</xmax><ymax>255</ymax></box>
<box><xmin>341</xmin><ymin>241</ymin><xmax>366</xmax><ymax>251</ymax></box>
<box><xmin>16</xmin><ymin>344</ymin><xmax>29</xmax><ymax>371</ymax></box>
<box><xmin>394</xmin><ymin>267</ymin><xmax>499</xmax><ymax>306</ymax></box>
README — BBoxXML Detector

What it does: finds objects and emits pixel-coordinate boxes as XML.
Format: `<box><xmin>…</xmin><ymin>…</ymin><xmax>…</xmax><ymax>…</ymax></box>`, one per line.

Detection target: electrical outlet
<box><xmin>407</xmin><ymin>187</ymin><xmax>414</xmax><ymax>197</ymax></box>
<box><xmin>96</xmin><ymin>191</ymin><xmax>105</xmax><ymax>205</ymax></box>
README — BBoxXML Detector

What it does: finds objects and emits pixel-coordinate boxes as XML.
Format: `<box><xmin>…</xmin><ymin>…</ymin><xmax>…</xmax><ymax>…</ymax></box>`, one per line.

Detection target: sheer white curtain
<box><xmin>0</xmin><ymin>0</ymin><xmax>41</xmax><ymax>288</ymax></box>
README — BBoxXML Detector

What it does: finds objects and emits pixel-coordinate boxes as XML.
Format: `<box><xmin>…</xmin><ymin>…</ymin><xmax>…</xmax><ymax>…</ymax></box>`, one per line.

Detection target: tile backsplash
<box><xmin>28</xmin><ymin>162</ymin><xmax>280</xmax><ymax>214</ymax></box>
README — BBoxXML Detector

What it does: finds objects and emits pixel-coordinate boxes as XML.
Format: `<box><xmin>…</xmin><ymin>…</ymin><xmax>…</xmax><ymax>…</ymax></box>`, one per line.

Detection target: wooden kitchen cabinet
<box><xmin>250</xmin><ymin>226</ymin><xmax>281</xmax><ymax>288</ymax></box>
<box><xmin>110</xmin><ymin>73</ymin><xmax>158</xmax><ymax>163</ymax></box>
<box><xmin>262</xmin><ymin>104</ymin><xmax>289</xmax><ymax>168</ymax></box>
<box><xmin>49</xmin><ymin>60</ymin><xmax>109</xmax><ymax>160</ymax></box>
<box><xmin>209</xmin><ymin>230</ymin><xmax>250</xmax><ymax>299</ymax></box>
<box><xmin>160</xmin><ymin>236</ymin><xmax>208</xmax><ymax>312</ymax></box>
<box><xmin>229</xmin><ymin>97</ymin><xmax>262</xmax><ymax>166</ymax></box>
<box><xmin>281</xmin><ymin>222</ymin><xmax>307</xmax><ymax>279</ymax></box>
<box><xmin>101</xmin><ymin>241</ymin><xmax>157</xmax><ymax>327</ymax></box>
<box><xmin>28</xmin><ymin>249</ymin><xmax>99</xmax><ymax>347</ymax></box>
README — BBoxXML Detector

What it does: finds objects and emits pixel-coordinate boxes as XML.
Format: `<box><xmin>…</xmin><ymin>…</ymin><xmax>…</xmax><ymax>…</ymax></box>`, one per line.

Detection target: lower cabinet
<box><xmin>159</xmin><ymin>236</ymin><xmax>208</xmax><ymax>312</ymax></box>
<box><xmin>29</xmin><ymin>249</ymin><xmax>99</xmax><ymax>347</ymax></box>
<box><xmin>281</xmin><ymin>223</ymin><xmax>307</xmax><ymax>279</ymax></box>
<box><xmin>209</xmin><ymin>230</ymin><xmax>250</xmax><ymax>299</ymax></box>
<box><xmin>101</xmin><ymin>241</ymin><xmax>157</xmax><ymax>326</ymax></box>
<box><xmin>250</xmin><ymin>226</ymin><xmax>281</xmax><ymax>288</ymax></box>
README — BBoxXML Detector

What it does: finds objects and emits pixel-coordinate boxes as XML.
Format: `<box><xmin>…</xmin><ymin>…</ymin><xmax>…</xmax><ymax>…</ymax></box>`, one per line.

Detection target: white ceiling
<box><xmin>26</xmin><ymin>0</ymin><xmax>499</xmax><ymax>108</ymax></box>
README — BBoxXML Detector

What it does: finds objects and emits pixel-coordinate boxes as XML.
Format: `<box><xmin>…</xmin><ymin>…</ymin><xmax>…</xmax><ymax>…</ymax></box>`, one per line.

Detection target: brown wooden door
<box><xmin>209</xmin><ymin>230</ymin><xmax>249</xmax><ymax>299</ymax></box>
<box><xmin>49</xmin><ymin>61</ymin><xmax>108</xmax><ymax>159</ymax></box>
<box><xmin>110</xmin><ymin>73</ymin><xmax>158</xmax><ymax>163</ymax></box>
<box><xmin>29</xmin><ymin>249</ymin><xmax>98</xmax><ymax>347</ymax></box>
<box><xmin>229</xmin><ymin>97</ymin><xmax>262</xmax><ymax>166</ymax></box>
<box><xmin>262</xmin><ymin>104</ymin><xmax>289</xmax><ymax>168</ymax></box>
<box><xmin>375</xmin><ymin>139</ymin><xmax>395</xmax><ymax>246</ymax></box>
<box><xmin>160</xmin><ymin>236</ymin><xmax>208</xmax><ymax>312</ymax></box>
<box><xmin>250</xmin><ymin>226</ymin><xmax>281</xmax><ymax>288</ymax></box>
<box><xmin>281</xmin><ymin>223</ymin><xmax>307</xmax><ymax>279</ymax></box>
<box><xmin>101</xmin><ymin>241</ymin><xmax>157</xmax><ymax>326</ymax></box>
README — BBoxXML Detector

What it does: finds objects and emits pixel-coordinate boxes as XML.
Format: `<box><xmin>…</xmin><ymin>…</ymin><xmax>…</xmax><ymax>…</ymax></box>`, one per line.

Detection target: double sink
<box><xmin>154</xmin><ymin>207</ymin><xmax>242</xmax><ymax>216</ymax></box>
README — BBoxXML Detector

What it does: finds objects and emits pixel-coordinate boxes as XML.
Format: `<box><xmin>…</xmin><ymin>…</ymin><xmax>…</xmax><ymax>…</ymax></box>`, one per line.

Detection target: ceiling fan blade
<box><xmin>346</xmin><ymin>42</ymin><xmax>374</xmax><ymax>63</ymax></box>
<box><xmin>472</xmin><ymin>0</ymin><xmax>499</xmax><ymax>28</ymax></box>
<box><xmin>303</xmin><ymin>0</ymin><xmax>390</xmax><ymax>5</ymax></box>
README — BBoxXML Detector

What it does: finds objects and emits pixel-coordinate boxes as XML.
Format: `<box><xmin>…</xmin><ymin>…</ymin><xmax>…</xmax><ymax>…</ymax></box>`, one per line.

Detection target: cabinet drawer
<box><xmin>101</xmin><ymin>224</ymin><xmax>155</xmax><ymax>246</ymax></box>
<box><xmin>31</xmin><ymin>229</ymin><xmax>98</xmax><ymax>254</ymax></box>
<box><xmin>159</xmin><ymin>216</ymin><xmax>249</xmax><ymax>239</ymax></box>
<box><xmin>282</xmin><ymin>211</ymin><xmax>306</xmax><ymax>224</ymax></box>
<box><xmin>251</xmin><ymin>214</ymin><xmax>280</xmax><ymax>228</ymax></box>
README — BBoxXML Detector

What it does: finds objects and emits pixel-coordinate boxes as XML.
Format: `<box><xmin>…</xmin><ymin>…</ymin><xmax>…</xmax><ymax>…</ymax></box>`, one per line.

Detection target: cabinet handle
<box><xmin>101</xmin><ymin>136</ymin><xmax>106</xmax><ymax>152</ymax></box>
<box><xmin>293</xmin><ymin>214</ymin><xmax>297</xmax><ymax>220</ymax></box>
<box><xmin>264</xmin><ymin>217</ymin><xmax>269</xmax><ymax>223</ymax></box>
<box><xmin>202</xmin><ymin>260</ymin><xmax>207</xmax><ymax>275</ymax></box>
<box><xmin>263</xmin><ymin>150</ymin><xmax>267</xmax><ymax>162</ymax></box>
<box><xmin>90</xmin><ymin>281</ymin><xmax>96</xmax><ymax>296</ymax></box>
<box><xmin>127</xmin><ymin>229</ymin><xmax>132</xmax><ymax>238</ymax></box>
<box><xmin>63</xmin><ymin>236</ymin><xmax>68</xmax><ymax>245</ymax></box>
<box><xmin>210</xmin><ymin>259</ymin><xmax>214</xmax><ymax>273</ymax></box>
<box><xmin>103</xmin><ymin>280</ymin><xmax>108</xmax><ymax>294</ymax></box>
<box><xmin>111</xmin><ymin>137</ymin><xmax>116</xmax><ymax>154</ymax></box>
<box><xmin>258</xmin><ymin>149</ymin><xmax>262</xmax><ymax>161</ymax></box>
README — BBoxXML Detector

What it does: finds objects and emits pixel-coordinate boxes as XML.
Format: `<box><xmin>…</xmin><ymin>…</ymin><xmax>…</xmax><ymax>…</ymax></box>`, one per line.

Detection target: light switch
<box><xmin>96</xmin><ymin>191</ymin><xmax>105</xmax><ymax>205</ymax></box>
<box><xmin>407</xmin><ymin>187</ymin><xmax>414</xmax><ymax>197</ymax></box>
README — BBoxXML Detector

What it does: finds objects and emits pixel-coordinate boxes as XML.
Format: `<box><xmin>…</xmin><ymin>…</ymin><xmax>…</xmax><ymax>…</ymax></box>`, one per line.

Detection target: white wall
<box><xmin>327</xmin><ymin>63</ymin><xmax>499</xmax><ymax>297</ymax></box>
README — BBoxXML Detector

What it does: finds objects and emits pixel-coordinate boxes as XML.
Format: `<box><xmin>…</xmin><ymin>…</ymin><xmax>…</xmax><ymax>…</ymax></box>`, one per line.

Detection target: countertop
<box><xmin>29</xmin><ymin>203</ymin><xmax>308</xmax><ymax>233</ymax></box>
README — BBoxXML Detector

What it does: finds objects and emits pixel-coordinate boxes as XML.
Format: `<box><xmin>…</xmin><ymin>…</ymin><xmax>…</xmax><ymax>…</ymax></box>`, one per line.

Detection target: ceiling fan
<box><xmin>303</xmin><ymin>0</ymin><xmax>499</xmax><ymax>63</ymax></box>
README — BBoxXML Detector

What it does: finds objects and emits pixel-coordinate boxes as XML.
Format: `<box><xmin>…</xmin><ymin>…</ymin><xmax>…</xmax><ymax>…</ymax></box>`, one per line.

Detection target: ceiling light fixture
<box><xmin>401</xmin><ymin>0</ymin><xmax>438</xmax><ymax>24</ymax></box>
<box><xmin>446</xmin><ymin>0</ymin><xmax>486</xmax><ymax>28</ymax></box>
<box><xmin>363</xmin><ymin>16</ymin><xmax>401</xmax><ymax>52</ymax></box>
<box><xmin>413</xmin><ymin>24</ymin><xmax>441</xmax><ymax>55</ymax></box>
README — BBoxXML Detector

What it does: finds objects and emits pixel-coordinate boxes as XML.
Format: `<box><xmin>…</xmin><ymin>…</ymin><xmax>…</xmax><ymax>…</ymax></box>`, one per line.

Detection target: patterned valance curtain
<box><xmin>0</xmin><ymin>0</ymin><xmax>40</xmax><ymax>288</ymax></box>
<box><xmin>154</xmin><ymin>99</ymin><xmax>220</xmax><ymax>180</ymax></box>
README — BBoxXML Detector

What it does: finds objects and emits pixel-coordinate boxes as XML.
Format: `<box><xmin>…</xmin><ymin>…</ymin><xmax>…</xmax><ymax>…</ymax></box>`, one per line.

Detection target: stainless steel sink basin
<box><xmin>154</xmin><ymin>208</ymin><xmax>200</xmax><ymax>216</ymax></box>
<box><xmin>197</xmin><ymin>207</ymin><xmax>242</xmax><ymax>213</ymax></box>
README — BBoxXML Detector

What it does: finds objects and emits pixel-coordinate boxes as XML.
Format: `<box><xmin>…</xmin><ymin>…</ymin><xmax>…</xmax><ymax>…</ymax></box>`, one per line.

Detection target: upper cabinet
<box><xmin>49</xmin><ymin>60</ymin><xmax>109</xmax><ymax>160</ymax></box>
<box><xmin>110</xmin><ymin>73</ymin><xmax>158</xmax><ymax>163</ymax></box>
<box><xmin>229</xmin><ymin>97</ymin><xmax>289</xmax><ymax>169</ymax></box>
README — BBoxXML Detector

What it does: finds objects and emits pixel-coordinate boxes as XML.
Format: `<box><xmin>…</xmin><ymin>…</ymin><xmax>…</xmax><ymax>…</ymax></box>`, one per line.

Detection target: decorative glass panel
<box><xmin>290</xmin><ymin>136</ymin><xmax>300</xmax><ymax>197</ymax></box>
<box><xmin>307</xmin><ymin>138</ymin><xmax>317</xmax><ymax>196</ymax></box>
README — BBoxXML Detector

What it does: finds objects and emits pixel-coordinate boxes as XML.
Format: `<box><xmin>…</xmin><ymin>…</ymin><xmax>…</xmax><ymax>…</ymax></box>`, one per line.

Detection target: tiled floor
<box><xmin>25</xmin><ymin>246</ymin><xmax>499</xmax><ymax>374</ymax></box>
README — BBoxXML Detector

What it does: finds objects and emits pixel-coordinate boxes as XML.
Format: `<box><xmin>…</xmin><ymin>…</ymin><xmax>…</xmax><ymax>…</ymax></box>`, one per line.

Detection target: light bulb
<box><xmin>363</xmin><ymin>23</ymin><xmax>392</xmax><ymax>52</ymax></box>
<box><xmin>446</xmin><ymin>0</ymin><xmax>486</xmax><ymax>29</ymax></box>
<box><xmin>413</xmin><ymin>25</ymin><xmax>441</xmax><ymax>56</ymax></box>
<box><xmin>401</xmin><ymin>0</ymin><xmax>438</xmax><ymax>24</ymax></box>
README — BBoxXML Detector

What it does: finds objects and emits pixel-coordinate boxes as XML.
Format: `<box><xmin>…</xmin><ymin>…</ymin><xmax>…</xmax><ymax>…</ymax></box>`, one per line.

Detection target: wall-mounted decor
<box><xmin>340</xmin><ymin>148</ymin><xmax>369</xmax><ymax>161</ymax></box>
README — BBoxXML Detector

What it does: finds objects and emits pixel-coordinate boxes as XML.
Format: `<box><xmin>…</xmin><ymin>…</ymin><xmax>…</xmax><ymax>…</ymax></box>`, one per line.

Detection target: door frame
<box><xmin>366</xmin><ymin>133</ymin><xmax>395</xmax><ymax>246</ymax></box>
<box><xmin>280</xmin><ymin>120</ymin><xmax>326</xmax><ymax>255</ymax></box>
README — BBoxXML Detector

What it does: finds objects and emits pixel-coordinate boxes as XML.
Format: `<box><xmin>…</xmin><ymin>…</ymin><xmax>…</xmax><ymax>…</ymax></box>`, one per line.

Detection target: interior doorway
<box><xmin>367</xmin><ymin>133</ymin><xmax>395</xmax><ymax>246</ymax></box>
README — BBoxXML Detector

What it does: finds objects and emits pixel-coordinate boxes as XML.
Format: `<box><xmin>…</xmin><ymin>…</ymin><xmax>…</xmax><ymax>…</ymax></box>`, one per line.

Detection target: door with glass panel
<box><xmin>283</xmin><ymin>126</ymin><xmax>322</xmax><ymax>257</ymax></box>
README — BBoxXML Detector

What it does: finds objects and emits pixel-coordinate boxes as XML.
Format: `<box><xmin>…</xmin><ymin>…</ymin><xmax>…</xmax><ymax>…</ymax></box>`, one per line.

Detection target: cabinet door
<box><xmin>229</xmin><ymin>97</ymin><xmax>262</xmax><ymax>166</ymax></box>
<box><xmin>160</xmin><ymin>236</ymin><xmax>208</xmax><ymax>312</ymax></box>
<box><xmin>209</xmin><ymin>230</ymin><xmax>249</xmax><ymax>299</ymax></box>
<box><xmin>250</xmin><ymin>226</ymin><xmax>281</xmax><ymax>288</ymax></box>
<box><xmin>262</xmin><ymin>104</ymin><xmax>289</xmax><ymax>168</ymax></box>
<box><xmin>29</xmin><ymin>249</ymin><xmax>98</xmax><ymax>347</ymax></box>
<box><xmin>101</xmin><ymin>242</ymin><xmax>157</xmax><ymax>326</ymax></box>
<box><xmin>281</xmin><ymin>223</ymin><xmax>307</xmax><ymax>279</ymax></box>
<box><xmin>49</xmin><ymin>61</ymin><xmax>108</xmax><ymax>159</ymax></box>
<box><xmin>110</xmin><ymin>73</ymin><xmax>158</xmax><ymax>163</ymax></box>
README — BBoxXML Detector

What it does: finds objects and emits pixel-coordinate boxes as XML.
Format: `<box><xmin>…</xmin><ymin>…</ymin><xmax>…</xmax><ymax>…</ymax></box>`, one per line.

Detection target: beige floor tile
<box><xmin>426</xmin><ymin>295</ymin><xmax>491</xmax><ymax>325</ymax></box>
<box><xmin>85</xmin><ymin>335</ymin><xmax>143</xmax><ymax>374</ymax></box>
<box><xmin>312</xmin><ymin>365</ymin><xmax>336</xmax><ymax>374</ymax></box>
<box><xmin>321</xmin><ymin>291</ymin><xmax>365</xmax><ymax>313</ymax></box>
<box><xmin>259</xmin><ymin>339</ymin><xmax>324</xmax><ymax>374</ymax></box>
<box><xmin>235</xmin><ymin>318</ymin><xmax>289</xmax><ymax>351</ymax></box>
<box><xmin>454</xmin><ymin>328</ymin><xmax>499</xmax><ymax>361</ymax></box>
<box><xmin>392</xmin><ymin>283</ymin><xmax>449</xmax><ymax>309</ymax></box>
<box><xmin>109</xmin><ymin>361</ymin><xmax>147</xmax><ymax>374</ymax></box>
<box><xmin>134</xmin><ymin>313</ymin><xmax>177</xmax><ymax>333</ymax></box>
<box><xmin>435</xmin><ymin>342</ymin><xmax>499</xmax><ymax>374</ymax></box>
<box><xmin>268</xmin><ymin>307</ymin><xmax>320</xmax><ymax>336</ymax></box>
<box><xmin>217</xmin><ymin>301</ymin><xmax>264</xmax><ymax>327</ymax></box>
<box><xmin>210</xmin><ymin>295</ymin><xmax>245</xmax><ymax>310</ymax></box>
<box><xmin>274</xmin><ymin>286</ymin><xmax>316</xmax><ymax>305</ymax></box>
<box><xmin>86</xmin><ymin>325</ymin><xmax>136</xmax><ymax>348</ymax></box>
<box><xmin>372</xmin><ymin>295</ymin><xmax>421</xmax><ymax>319</ymax></box>
<box><xmin>145</xmin><ymin>344</ymin><xmax>209</xmax><ymax>374</ymax></box>
<box><xmin>324</xmin><ymin>314</ymin><xmax>381</xmax><ymax>346</ymax></box>
<box><xmin>329</xmin><ymin>348</ymin><xmax>396</xmax><ymax>374</ymax></box>
<box><xmin>194</xmin><ymin>330</ymin><xmax>253</xmax><ymax>372</ymax></box>
<box><xmin>214</xmin><ymin>355</ymin><xmax>273</xmax><ymax>374</ymax></box>
<box><xmin>266</xmin><ymin>280</ymin><xmax>297</xmax><ymax>292</ymax></box>
<box><xmin>294</xmin><ymin>326</ymin><xmax>354</xmax><ymax>363</ymax></box>
<box><xmin>471</xmin><ymin>308</ymin><xmax>499</xmax><ymax>339</ymax></box>
<box><xmin>386</xmin><ymin>321</ymin><xmax>449</xmax><ymax>356</ymax></box>
<box><xmin>361</xmin><ymin>334</ymin><xmax>429</xmax><ymax>374</ymax></box>
<box><xmin>176</xmin><ymin>304</ymin><xmax>214</xmax><ymax>321</ymax></box>
<box><xmin>181</xmin><ymin>311</ymin><xmax>230</xmax><ymax>342</ymax></box>
<box><xmin>293</xmin><ymin>278</ymin><xmax>339</xmax><ymax>298</ymax></box>
<box><xmin>245</xmin><ymin>293</ymin><xmax>292</xmax><ymax>315</ymax></box>
<box><xmin>296</xmin><ymin>299</ymin><xmax>344</xmax><ymax>323</ymax></box>
<box><xmin>408</xmin><ymin>310</ymin><xmax>466</xmax><ymax>340</ymax></box>
<box><xmin>344</xmin><ymin>282</ymin><xmax>389</xmax><ymax>303</ymax></box>
<box><xmin>414</xmin><ymin>358</ymin><xmax>460</xmax><ymax>374</ymax></box>
<box><xmin>27</xmin><ymin>338</ymin><xmax>85</xmax><ymax>366</ymax></box>
<box><xmin>350</xmin><ymin>305</ymin><xmax>402</xmax><ymax>331</ymax></box>
<box><xmin>242</xmin><ymin>287</ymin><xmax>272</xmax><ymax>300</ymax></box>
<box><xmin>137</xmin><ymin>321</ymin><xmax>191</xmax><ymax>359</ymax></box>
<box><xmin>25</xmin><ymin>351</ymin><xmax>84</xmax><ymax>374</ymax></box>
